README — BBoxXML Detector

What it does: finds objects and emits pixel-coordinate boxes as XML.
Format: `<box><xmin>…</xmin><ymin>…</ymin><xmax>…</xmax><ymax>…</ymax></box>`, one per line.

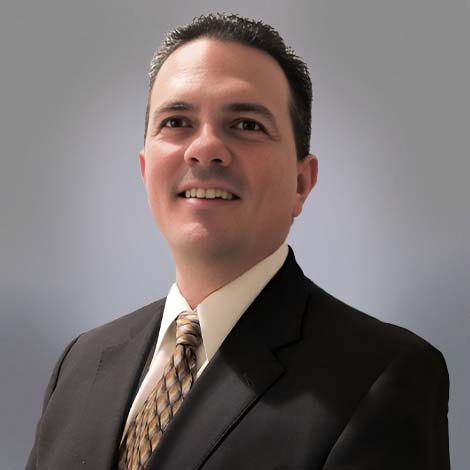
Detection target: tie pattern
<box><xmin>118</xmin><ymin>311</ymin><xmax>202</xmax><ymax>470</ymax></box>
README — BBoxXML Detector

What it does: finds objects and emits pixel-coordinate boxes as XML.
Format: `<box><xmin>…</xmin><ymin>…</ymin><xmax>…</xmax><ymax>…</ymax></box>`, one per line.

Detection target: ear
<box><xmin>292</xmin><ymin>154</ymin><xmax>318</xmax><ymax>218</ymax></box>
<box><xmin>138</xmin><ymin>148</ymin><xmax>146</xmax><ymax>182</ymax></box>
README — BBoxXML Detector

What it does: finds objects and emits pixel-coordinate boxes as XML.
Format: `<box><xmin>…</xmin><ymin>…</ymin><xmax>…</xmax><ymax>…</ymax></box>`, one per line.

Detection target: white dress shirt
<box><xmin>121</xmin><ymin>243</ymin><xmax>288</xmax><ymax>441</ymax></box>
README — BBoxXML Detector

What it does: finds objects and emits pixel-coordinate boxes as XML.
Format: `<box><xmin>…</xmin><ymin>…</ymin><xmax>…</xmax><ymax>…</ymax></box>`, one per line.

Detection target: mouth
<box><xmin>178</xmin><ymin>188</ymin><xmax>240</xmax><ymax>200</ymax></box>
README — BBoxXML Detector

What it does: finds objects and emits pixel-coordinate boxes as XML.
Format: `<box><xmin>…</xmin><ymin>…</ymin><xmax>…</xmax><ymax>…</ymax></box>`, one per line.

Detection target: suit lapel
<box><xmin>75</xmin><ymin>300</ymin><xmax>165</xmax><ymax>470</ymax></box>
<box><xmin>147</xmin><ymin>249</ymin><xmax>310</xmax><ymax>470</ymax></box>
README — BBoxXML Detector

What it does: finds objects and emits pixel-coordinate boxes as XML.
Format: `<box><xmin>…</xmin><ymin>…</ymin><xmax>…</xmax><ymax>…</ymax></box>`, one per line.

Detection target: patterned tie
<box><xmin>118</xmin><ymin>311</ymin><xmax>202</xmax><ymax>470</ymax></box>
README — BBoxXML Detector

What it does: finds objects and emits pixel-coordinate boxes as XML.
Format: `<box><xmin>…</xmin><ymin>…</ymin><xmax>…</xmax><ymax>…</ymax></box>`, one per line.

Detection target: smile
<box><xmin>181</xmin><ymin>188</ymin><xmax>238</xmax><ymax>200</ymax></box>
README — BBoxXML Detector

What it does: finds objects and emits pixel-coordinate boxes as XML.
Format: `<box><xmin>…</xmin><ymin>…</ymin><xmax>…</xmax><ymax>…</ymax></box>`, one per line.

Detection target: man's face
<box><xmin>140</xmin><ymin>38</ymin><xmax>317</xmax><ymax>266</ymax></box>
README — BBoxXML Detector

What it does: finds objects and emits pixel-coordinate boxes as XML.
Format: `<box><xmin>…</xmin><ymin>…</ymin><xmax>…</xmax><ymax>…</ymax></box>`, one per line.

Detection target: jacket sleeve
<box><xmin>323</xmin><ymin>344</ymin><xmax>450</xmax><ymax>470</ymax></box>
<box><xmin>25</xmin><ymin>336</ymin><xmax>81</xmax><ymax>470</ymax></box>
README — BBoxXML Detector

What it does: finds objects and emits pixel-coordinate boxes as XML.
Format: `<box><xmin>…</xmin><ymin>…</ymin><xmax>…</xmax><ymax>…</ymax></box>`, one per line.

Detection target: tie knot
<box><xmin>175</xmin><ymin>311</ymin><xmax>202</xmax><ymax>348</ymax></box>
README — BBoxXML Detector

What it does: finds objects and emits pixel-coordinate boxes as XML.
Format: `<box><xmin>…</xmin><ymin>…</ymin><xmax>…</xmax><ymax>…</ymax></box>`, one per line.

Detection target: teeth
<box><xmin>205</xmin><ymin>189</ymin><xmax>216</xmax><ymax>199</ymax></box>
<box><xmin>183</xmin><ymin>188</ymin><xmax>235</xmax><ymax>200</ymax></box>
<box><xmin>220</xmin><ymin>190</ymin><xmax>233</xmax><ymax>200</ymax></box>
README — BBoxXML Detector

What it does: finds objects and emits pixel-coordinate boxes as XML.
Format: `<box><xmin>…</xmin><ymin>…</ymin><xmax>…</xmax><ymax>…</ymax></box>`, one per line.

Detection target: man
<box><xmin>26</xmin><ymin>13</ymin><xmax>450</xmax><ymax>470</ymax></box>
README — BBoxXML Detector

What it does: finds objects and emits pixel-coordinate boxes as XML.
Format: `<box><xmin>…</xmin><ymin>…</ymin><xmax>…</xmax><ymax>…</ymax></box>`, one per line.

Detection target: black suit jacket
<box><xmin>26</xmin><ymin>249</ymin><xmax>450</xmax><ymax>469</ymax></box>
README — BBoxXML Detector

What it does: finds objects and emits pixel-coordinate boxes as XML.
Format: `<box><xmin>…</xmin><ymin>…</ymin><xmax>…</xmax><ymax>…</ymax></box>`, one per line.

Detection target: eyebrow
<box><xmin>152</xmin><ymin>100</ymin><xmax>279</xmax><ymax>133</ymax></box>
<box><xmin>153</xmin><ymin>101</ymin><xmax>195</xmax><ymax>117</ymax></box>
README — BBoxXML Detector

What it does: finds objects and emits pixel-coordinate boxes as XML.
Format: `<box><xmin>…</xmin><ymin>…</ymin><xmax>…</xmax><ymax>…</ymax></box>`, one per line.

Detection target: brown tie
<box><xmin>118</xmin><ymin>311</ymin><xmax>202</xmax><ymax>470</ymax></box>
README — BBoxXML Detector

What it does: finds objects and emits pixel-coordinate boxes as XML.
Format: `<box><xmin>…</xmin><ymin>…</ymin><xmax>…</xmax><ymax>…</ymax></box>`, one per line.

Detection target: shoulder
<box><xmin>302</xmin><ymin>277</ymin><xmax>447</xmax><ymax>377</ymax></box>
<box><xmin>63</xmin><ymin>297</ymin><xmax>166</xmax><ymax>358</ymax></box>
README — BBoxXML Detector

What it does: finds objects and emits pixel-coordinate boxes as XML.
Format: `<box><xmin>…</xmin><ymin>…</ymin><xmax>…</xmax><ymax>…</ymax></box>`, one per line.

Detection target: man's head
<box><xmin>144</xmin><ymin>13</ymin><xmax>312</xmax><ymax>161</ymax></box>
<box><xmin>139</xmin><ymin>14</ymin><xmax>317</xmax><ymax>276</ymax></box>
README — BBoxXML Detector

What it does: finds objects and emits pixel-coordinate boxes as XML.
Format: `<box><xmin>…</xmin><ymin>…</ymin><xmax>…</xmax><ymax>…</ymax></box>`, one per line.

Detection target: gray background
<box><xmin>1</xmin><ymin>1</ymin><xmax>468</xmax><ymax>468</ymax></box>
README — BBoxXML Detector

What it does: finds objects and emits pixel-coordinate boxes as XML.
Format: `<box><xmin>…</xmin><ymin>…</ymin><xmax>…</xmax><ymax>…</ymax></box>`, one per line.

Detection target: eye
<box><xmin>160</xmin><ymin>117</ymin><xmax>191</xmax><ymax>128</ymax></box>
<box><xmin>233</xmin><ymin>119</ymin><xmax>265</xmax><ymax>132</ymax></box>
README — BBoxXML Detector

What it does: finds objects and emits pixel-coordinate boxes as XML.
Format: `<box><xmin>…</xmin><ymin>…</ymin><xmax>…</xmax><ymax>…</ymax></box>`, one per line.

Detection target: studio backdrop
<box><xmin>0</xmin><ymin>1</ymin><xmax>468</xmax><ymax>469</ymax></box>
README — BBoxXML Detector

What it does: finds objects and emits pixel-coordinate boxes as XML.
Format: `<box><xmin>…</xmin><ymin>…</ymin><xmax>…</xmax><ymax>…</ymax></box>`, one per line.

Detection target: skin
<box><xmin>139</xmin><ymin>38</ymin><xmax>318</xmax><ymax>307</ymax></box>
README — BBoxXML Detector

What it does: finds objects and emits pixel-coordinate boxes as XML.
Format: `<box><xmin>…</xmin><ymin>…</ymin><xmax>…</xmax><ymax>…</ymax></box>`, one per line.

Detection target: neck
<box><xmin>173</xmin><ymin>246</ymin><xmax>282</xmax><ymax>308</ymax></box>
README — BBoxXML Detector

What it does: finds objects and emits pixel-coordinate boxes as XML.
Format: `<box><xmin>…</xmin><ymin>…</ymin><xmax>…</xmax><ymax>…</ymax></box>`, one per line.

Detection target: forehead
<box><xmin>150</xmin><ymin>38</ymin><xmax>291</xmax><ymax>115</ymax></box>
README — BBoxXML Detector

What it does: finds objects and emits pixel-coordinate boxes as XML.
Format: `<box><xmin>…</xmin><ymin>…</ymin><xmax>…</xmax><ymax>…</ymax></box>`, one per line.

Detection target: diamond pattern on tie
<box><xmin>118</xmin><ymin>311</ymin><xmax>202</xmax><ymax>470</ymax></box>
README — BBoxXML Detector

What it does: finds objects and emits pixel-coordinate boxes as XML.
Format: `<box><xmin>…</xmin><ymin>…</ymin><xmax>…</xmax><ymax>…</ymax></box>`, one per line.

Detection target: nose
<box><xmin>183</xmin><ymin>124</ymin><xmax>232</xmax><ymax>167</ymax></box>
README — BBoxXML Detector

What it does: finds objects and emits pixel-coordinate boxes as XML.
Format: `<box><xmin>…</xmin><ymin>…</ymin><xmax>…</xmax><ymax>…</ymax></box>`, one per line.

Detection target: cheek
<box><xmin>263</xmin><ymin>161</ymin><xmax>296</xmax><ymax>195</ymax></box>
<box><xmin>264</xmin><ymin>165</ymin><xmax>298</xmax><ymax>216</ymax></box>
<box><xmin>144</xmin><ymin>145</ymin><xmax>181</xmax><ymax>189</ymax></box>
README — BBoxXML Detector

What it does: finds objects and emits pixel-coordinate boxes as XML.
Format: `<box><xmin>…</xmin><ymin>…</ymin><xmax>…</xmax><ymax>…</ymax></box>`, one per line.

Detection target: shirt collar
<box><xmin>158</xmin><ymin>243</ymin><xmax>289</xmax><ymax>362</ymax></box>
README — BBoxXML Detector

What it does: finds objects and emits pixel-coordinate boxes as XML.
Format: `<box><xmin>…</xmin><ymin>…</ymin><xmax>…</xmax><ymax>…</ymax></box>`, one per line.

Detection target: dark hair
<box><xmin>144</xmin><ymin>13</ymin><xmax>312</xmax><ymax>160</ymax></box>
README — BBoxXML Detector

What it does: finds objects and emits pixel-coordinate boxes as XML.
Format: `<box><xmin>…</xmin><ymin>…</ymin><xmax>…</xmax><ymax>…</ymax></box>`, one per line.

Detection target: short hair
<box><xmin>144</xmin><ymin>13</ymin><xmax>312</xmax><ymax>161</ymax></box>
